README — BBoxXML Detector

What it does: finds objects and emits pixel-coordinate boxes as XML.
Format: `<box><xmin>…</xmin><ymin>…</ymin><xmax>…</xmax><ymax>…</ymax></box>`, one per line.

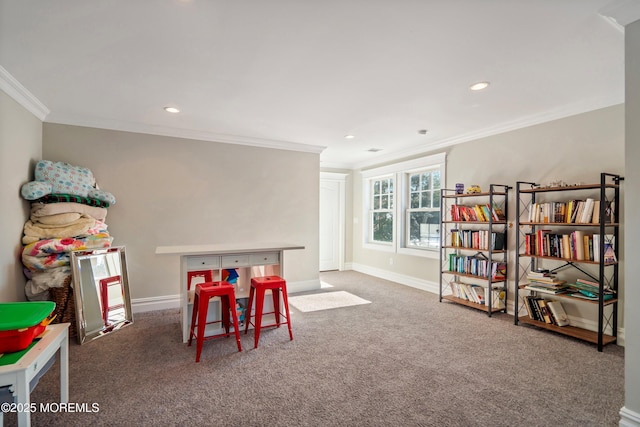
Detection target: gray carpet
<box><xmin>4</xmin><ymin>271</ymin><xmax>624</xmax><ymax>426</ymax></box>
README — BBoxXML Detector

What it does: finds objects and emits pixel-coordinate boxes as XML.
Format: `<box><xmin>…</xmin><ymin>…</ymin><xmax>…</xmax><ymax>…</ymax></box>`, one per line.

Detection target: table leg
<box><xmin>60</xmin><ymin>329</ymin><xmax>69</xmax><ymax>403</ymax></box>
<box><xmin>15</xmin><ymin>371</ymin><xmax>30</xmax><ymax>427</ymax></box>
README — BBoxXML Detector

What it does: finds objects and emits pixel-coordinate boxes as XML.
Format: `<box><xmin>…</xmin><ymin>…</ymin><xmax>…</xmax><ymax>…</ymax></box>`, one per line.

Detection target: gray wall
<box><xmin>623</xmin><ymin>17</ymin><xmax>640</xmax><ymax>425</ymax></box>
<box><xmin>0</xmin><ymin>89</ymin><xmax>42</xmax><ymax>302</ymax></box>
<box><xmin>42</xmin><ymin>124</ymin><xmax>320</xmax><ymax>305</ymax></box>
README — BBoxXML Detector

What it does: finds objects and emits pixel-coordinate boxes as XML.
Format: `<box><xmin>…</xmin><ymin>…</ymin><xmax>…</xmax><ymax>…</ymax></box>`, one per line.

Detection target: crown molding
<box><xmin>45</xmin><ymin>114</ymin><xmax>326</xmax><ymax>155</ymax></box>
<box><xmin>346</xmin><ymin>95</ymin><xmax>623</xmax><ymax>171</ymax></box>
<box><xmin>599</xmin><ymin>0</ymin><xmax>640</xmax><ymax>27</ymax></box>
<box><xmin>0</xmin><ymin>66</ymin><xmax>49</xmax><ymax>121</ymax></box>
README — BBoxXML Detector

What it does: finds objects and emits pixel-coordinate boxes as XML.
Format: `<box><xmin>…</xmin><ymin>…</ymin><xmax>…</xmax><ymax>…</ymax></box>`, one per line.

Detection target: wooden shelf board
<box><xmin>443</xmin><ymin>246</ymin><xmax>506</xmax><ymax>253</ymax></box>
<box><xmin>442</xmin><ymin>271</ymin><xmax>505</xmax><ymax>283</ymax></box>
<box><xmin>519</xmin><ymin>221</ymin><xmax>619</xmax><ymax>227</ymax></box>
<box><xmin>442</xmin><ymin>191</ymin><xmax>508</xmax><ymax>198</ymax></box>
<box><xmin>519</xmin><ymin>183</ymin><xmax>618</xmax><ymax>193</ymax></box>
<box><xmin>517</xmin><ymin>316</ymin><xmax>616</xmax><ymax>345</ymax></box>
<box><xmin>517</xmin><ymin>286</ymin><xmax>618</xmax><ymax>306</ymax></box>
<box><xmin>442</xmin><ymin>295</ymin><xmax>505</xmax><ymax>313</ymax></box>
<box><xmin>516</xmin><ymin>254</ymin><xmax>617</xmax><ymax>266</ymax></box>
<box><xmin>442</xmin><ymin>220</ymin><xmax>507</xmax><ymax>225</ymax></box>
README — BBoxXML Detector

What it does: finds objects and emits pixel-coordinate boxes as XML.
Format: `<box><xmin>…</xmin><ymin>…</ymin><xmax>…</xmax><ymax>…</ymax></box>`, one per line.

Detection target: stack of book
<box><xmin>566</xmin><ymin>278</ymin><xmax>615</xmax><ymax>301</ymax></box>
<box><xmin>524</xmin><ymin>270</ymin><xmax>569</xmax><ymax>295</ymax></box>
<box><xmin>524</xmin><ymin>296</ymin><xmax>570</xmax><ymax>326</ymax></box>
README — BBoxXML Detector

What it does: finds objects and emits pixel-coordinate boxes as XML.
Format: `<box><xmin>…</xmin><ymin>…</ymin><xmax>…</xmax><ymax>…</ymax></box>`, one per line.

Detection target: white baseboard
<box><xmin>130</xmin><ymin>278</ymin><xmax>321</xmax><ymax>314</ymax></box>
<box><xmin>132</xmin><ymin>295</ymin><xmax>180</xmax><ymax>313</ymax></box>
<box><xmin>620</xmin><ymin>406</ymin><xmax>640</xmax><ymax>427</ymax></box>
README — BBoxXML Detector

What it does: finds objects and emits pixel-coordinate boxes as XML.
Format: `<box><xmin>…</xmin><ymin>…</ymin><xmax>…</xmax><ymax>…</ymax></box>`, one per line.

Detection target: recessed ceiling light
<box><xmin>367</xmin><ymin>148</ymin><xmax>383</xmax><ymax>153</ymax></box>
<box><xmin>164</xmin><ymin>106</ymin><xmax>180</xmax><ymax>113</ymax></box>
<box><xmin>417</xmin><ymin>129</ymin><xmax>428</xmax><ymax>135</ymax></box>
<box><xmin>469</xmin><ymin>81</ymin><xmax>490</xmax><ymax>91</ymax></box>
<box><xmin>344</xmin><ymin>134</ymin><xmax>355</xmax><ymax>139</ymax></box>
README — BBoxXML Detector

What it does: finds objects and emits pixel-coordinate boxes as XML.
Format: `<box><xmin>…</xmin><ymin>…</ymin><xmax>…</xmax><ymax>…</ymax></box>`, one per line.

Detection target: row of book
<box><xmin>450</xmin><ymin>204</ymin><xmax>505</xmax><ymax>222</ymax></box>
<box><xmin>523</xmin><ymin>296</ymin><xmax>570</xmax><ymax>326</ymax></box>
<box><xmin>527</xmin><ymin>199</ymin><xmax>614</xmax><ymax>224</ymax></box>
<box><xmin>450</xmin><ymin>229</ymin><xmax>505</xmax><ymax>250</ymax></box>
<box><xmin>450</xmin><ymin>282</ymin><xmax>506</xmax><ymax>308</ymax></box>
<box><xmin>523</xmin><ymin>230</ymin><xmax>616</xmax><ymax>263</ymax></box>
<box><xmin>447</xmin><ymin>253</ymin><xmax>507</xmax><ymax>280</ymax></box>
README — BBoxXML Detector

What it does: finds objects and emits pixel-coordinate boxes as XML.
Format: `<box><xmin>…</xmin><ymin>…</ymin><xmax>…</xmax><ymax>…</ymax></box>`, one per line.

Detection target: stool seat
<box><xmin>245</xmin><ymin>276</ymin><xmax>293</xmax><ymax>348</ymax></box>
<box><xmin>188</xmin><ymin>281</ymin><xmax>242</xmax><ymax>362</ymax></box>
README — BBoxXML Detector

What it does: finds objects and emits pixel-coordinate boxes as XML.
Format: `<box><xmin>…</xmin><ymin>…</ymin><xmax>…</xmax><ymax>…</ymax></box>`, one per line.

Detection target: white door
<box><xmin>319</xmin><ymin>174</ymin><xmax>346</xmax><ymax>271</ymax></box>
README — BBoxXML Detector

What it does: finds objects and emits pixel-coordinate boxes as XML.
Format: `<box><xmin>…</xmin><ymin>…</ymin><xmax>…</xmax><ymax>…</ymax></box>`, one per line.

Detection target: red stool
<box><xmin>188</xmin><ymin>281</ymin><xmax>242</xmax><ymax>362</ymax></box>
<box><xmin>187</xmin><ymin>270</ymin><xmax>214</xmax><ymax>290</ymax></box>
<box><xmin>245</xmin><ymin>276</ymin><xmax>293</xmax><ymax>348</ymax></box>
<box><xmin>99</xmin><ymin>275</ymin><xmax>123</xmax><ymax>325</ymax></box>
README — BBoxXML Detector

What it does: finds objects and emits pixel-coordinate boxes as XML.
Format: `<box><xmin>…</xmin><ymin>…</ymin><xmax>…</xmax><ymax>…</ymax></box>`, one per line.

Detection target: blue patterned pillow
<box><xmin>21</xmin><ymin>160</ymin><xmax>116</xmax><ymax>204</ymax></box>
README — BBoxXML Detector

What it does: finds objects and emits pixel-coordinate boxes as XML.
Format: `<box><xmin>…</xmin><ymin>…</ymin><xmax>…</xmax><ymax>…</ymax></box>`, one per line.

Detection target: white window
<box><xmin>406</xmin><ymin>168</ymin><xmax>441</xmax><ymax>250</ymax></box>
<box><xmin>370</xmin><ymin>176</ymin><xmax>394</xmax><ymax>244</ymax></box>
<box><xmin>362</xmin><ymin>152</ymin><xmax>445</xmax><ymax>258</ymax></box>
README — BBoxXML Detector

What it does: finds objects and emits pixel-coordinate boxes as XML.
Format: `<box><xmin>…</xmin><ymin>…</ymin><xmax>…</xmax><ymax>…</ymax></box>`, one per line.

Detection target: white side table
<box><xmin>0</xmin><ymin>323</ymin><xmax>70</xmax><ymax>427</ymax></box>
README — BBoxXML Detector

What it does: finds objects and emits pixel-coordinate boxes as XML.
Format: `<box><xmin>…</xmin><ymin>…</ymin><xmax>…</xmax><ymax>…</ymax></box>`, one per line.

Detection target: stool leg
<box><xmin>229</xmin><ymin>295</ymin><xmax>242</xmax><ymax>352</ymax></box>
<box><xmin>195</xmin><ymin>294</ymin><xmax>208</xmax><ymax>362</ymax></box>
<box><xmin>245</xmin><ymin>286</ymin><xmax>255</xmax><ymax>335</ymax></box>
<box><xmin>281</xmin><ymin>283</ymin><xmax>293</xmax><ymax>341</ymax></box>
<box><xmin>272</xmin><ymin>288</ymin><xmax>281</xmax><ymax>327</ymax></box>
<box><xmin>254</xmin><ymin>288</ymin><xmax>265</xmax><ymax>348</ymax></box>
<box><xmin>221</xmin><ymin>297</ymin><xmax>230</xmax><ymax>335</ymax></box>
<box><xmin>188</xmin><ymin>292</ymin><xmax>199</xmax><ymax>347</ymax></box>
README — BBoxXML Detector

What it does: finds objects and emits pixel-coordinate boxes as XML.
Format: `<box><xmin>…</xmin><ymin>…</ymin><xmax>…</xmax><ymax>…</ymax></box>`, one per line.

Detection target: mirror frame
<box><xmin>70</xmin><ymin>246</ymin><xmax>133</xmax><ymax>344</ymax></box>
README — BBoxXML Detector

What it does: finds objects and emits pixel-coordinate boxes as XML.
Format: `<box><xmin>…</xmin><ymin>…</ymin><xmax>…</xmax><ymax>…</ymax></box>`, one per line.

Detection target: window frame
<box><xmin>361</xmin><ymin>152</ymin><xmax>446</xmax><ymax>258</ymax></box>
<box><xmin>403</xmin><ymin>167</ymin><xmax>442</xmax><ymax>251</ymax></box>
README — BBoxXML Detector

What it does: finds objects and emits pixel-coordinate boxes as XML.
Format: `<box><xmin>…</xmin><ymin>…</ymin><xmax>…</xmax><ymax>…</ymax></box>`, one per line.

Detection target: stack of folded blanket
<box><xmin>20</xmin><ymin>160</ymin><xmax>116</xmax><ymax>300</ymax></box>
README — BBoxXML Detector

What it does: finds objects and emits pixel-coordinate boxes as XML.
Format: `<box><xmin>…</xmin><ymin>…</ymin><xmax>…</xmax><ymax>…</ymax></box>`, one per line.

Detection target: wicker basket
<box><xmin>49</xmin><ymin>275</ymin><xmax>77</xmax><ymax>339</ymax></box>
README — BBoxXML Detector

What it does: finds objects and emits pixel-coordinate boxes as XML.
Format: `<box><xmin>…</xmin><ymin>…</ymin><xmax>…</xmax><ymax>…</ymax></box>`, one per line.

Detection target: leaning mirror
<box><xmin>70</xmin><ymin>246</ymin><xmax>133</xmax><ymax>344</ymax></box>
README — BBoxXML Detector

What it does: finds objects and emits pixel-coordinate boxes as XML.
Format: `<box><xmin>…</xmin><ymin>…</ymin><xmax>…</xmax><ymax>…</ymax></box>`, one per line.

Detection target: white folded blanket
<box><xmin>23</xmin><ymin>214</ymin><xmax>96</xmax><ymax>245</ymax></box>
<box><xmin>31</xmin><ymin>201</ymin><xmax>108</xmax><ymax>222</ymax></box>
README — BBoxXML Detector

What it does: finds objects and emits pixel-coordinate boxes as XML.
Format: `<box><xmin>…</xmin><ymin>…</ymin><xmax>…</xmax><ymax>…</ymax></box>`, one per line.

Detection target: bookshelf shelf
<box><xmin>514</xmin><ymin>172</ymin><xmax>623</xmax><ymax>352</ymax></box>
<box><xmin>517</xmin><ymin>253</ymin><xmax>618</xmax><ymax>266</ymax></box>
<box><xmin>519</xmin><ymin>222</ymin><xmax>619</xmax><ymax>227</ymax></box>
<box><xmin>517</xmin><ymin>285</ymin><xmax>618</xmax><ymax>306</ymax></box>
<box><xmin>442</xmin><ymin>245</ymin><xmax>506</xmax><ymax>254</ymax></box>
<box><xmin>442</xmin><ymin>270</ymin><xmax>506</xmax><ymax>283</ymax></box>
<box><xmin>442</xmin><ymin>295</ymin><xmax>505</xmax><ymax>313</ymax></box>
<box><xmin>517</xmin><ymin>316</ymin><xmax>617</xmax><ymax>345</ymax></box>
<box><xmin>439</xmin><ymin>184</ymin><xmax>510</xmax><ymax>316</ymax></box>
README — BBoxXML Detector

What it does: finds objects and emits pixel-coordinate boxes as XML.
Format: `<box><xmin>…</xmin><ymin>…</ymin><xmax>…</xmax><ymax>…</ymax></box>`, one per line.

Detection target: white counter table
<box><xmin>156</xmin><ymin>242</ymin><xmax>304</xmax><ymax>342</ymax></box>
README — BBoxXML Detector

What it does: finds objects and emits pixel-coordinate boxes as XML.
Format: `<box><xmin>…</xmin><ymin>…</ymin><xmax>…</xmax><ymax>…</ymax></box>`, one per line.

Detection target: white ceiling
<box><xmin>0</xmin><ymin>0</ymin><xmax>628</xmax><ymax>169</ymax></box>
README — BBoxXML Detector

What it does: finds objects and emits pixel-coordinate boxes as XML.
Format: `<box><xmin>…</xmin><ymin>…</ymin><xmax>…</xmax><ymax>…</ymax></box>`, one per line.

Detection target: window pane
<box><xmin>421</xmin><ymin>191</ymin><xmax>431</xmax><ymax>208</ymax></box>
<box><xmin>433</xmin><ymin>171</ymin><xmax>441</xmax><ymax>188</ymax></box>
<box><xmin>381</xmin><ymin>195</ymin><xmax>388</xmax><ymax>209</ymax></box>
<box><xmin>410</xmin><ymin>174</ymin><xmax>419</xmax><ymax>192</ymax></box>
<box><xmin>373</xmin><ymin>212</ymin><xmax>393</xmax><ymax>242</ymax></box>
<box><xmin>410</xmin><ymin>192</ymin><xmax>419</xmax><ymax>208</ymax></box>
<box><xmin>422</xmin><ymin>173</ymin><xmax>431</xmax><ymax>190</ymax></box>
<box><xmin>381</xmin><ymin>179</ymin><xmax>388</xmax><ymax>194</ymax></box>
<box><xmin>373</xmin><ymin>180</ymin><xmax>380</xmax><ymax>195</ymax></box>
<box><xmin>388</xmin><ymin>179</ymin><xmax>393</xmax><ymax>193</ymax></box>
<box><xmin>373</xmin><ymin>195</ymin><xmax>380</xmax><ymax>210</ymax></box>
<box><xmin>433</xmin><ymin>190</ymin><xmax>441</xmax><ymax>208</ymax></box>
<box><xmin>408</xmin><ymin>211</ymin><xmax>440</xmax><ymax>248</ymax></box>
